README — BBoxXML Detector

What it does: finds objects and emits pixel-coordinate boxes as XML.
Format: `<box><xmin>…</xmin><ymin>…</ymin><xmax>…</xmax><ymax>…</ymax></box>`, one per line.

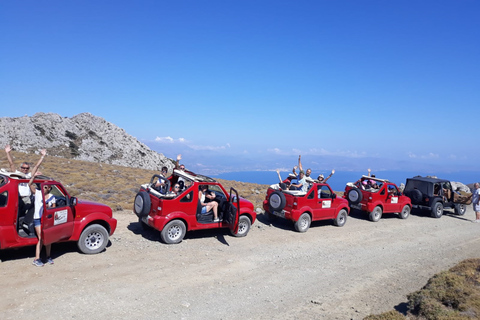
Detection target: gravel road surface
<box><xmin>2</xmin><ymin>206</ymin><xmax>480</xmax><ymax>319</ymax></box>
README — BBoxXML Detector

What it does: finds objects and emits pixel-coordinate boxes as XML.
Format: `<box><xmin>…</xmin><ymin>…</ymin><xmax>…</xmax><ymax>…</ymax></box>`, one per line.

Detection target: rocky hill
<box><xmin>0</xmin><ymin>113</ymin><xmax>173</xmax><ymax>171</ymax></box>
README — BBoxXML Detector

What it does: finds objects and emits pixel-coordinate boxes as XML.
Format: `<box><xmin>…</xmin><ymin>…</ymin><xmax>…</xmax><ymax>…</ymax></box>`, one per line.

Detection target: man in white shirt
<box><xmin>5</xmin><ymin>144</ymin><xmax>45</xmax><ymax>215</ymax></box>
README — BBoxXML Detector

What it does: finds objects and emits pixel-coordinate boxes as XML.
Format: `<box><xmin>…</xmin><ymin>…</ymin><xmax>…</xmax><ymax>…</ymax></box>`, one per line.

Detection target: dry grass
<box><xmin>365</xmin><ymin>259</ymin><xmax>480</xmax><ymax>320</ymax></box>
<box><xmin>0</xmin><ymin>150</ymin><xmax>269</xmax><ymax>211</ymax></box>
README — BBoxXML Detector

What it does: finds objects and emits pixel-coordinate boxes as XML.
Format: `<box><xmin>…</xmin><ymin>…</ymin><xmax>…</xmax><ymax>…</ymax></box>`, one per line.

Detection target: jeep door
<box><xmin>384</xmin><ymin>184</ymin><xmax>401</xmax><ymax>213</ymax></box>
<box><xmin>313</xmin><ymin>185</ymin><xmax>335</xmax><ymax>219</ymax></box>
<box><xmin>41</xmin><ymin>183</ymin><xmax>75</xmax><ymax>245</ymax></box>
<box><xmin>225</xmin><ymin>188</ymin><xmax>240</xmax><ymax>234</ymax></box>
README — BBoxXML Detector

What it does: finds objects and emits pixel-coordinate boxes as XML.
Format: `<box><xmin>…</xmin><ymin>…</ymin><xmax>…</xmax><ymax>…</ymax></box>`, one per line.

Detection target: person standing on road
<box><xmin>472</xmin><ymin>183</ymin><xmax>480</xmax><ymax>222</ymax></box>
<box><xmin>26</xmin><ymin>149</ymin><xmax>55</xmax><ymax>267</ymax></box>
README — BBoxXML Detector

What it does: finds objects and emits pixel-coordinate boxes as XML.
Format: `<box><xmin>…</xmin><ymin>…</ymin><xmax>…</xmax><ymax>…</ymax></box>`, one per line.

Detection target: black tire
<box><xmin>268</xmin><ymin>191</ymin><xmax>286</xmax><ymax>212</ymax></box>
<box><xmin>160</xmin><ymin>220</ymin><xmax>186</xmax><ymax>244</ymax></box>
<box><xmin>347</xmin><ymin>188</ymin><xmax>363</xmax><ymax>205</ymax></box>
<box><xmin>294</xmin><ymin>213</ymin><xmax>311</xmax><ymax>233</ymax></box>
<box><xmin>231</xmin><ymin>215</ymin><xmax>251</xmax><ymax>237</ymax></box>
<box><xmin>410</xmin><ymin>189</ymin><xmax>423</xmax><ymax>204</ymax></box>
<box><xmin>334</xmin><ymin>209</ymin><xmax>348</xmax><ymax>227</ymax></box>
<box><xmin>455</xmin><ymin>203</ymin><xmax>466</xmax><ymax>216</ymax></box>
<box><xmin>431</xmin><ymin>201</ymin><xmax>443</xmax><ymax>218</ymax></box>
<box><xmin>134</xmin><ymin>191</ymin><xmax>151</xmax><ymax>217</ymax></box>
<box><xmin>369</xmin><ymin>206</ymin><xmax>382</xmax><ymax>222</ymax></box>
<box><xmin>77</xmin><ymin>224</ymin><xmax>109</xmax><ymax>254</ymax></box>
<box><xmin>399</xmin><ymin>205</ymin><xmax>410</xmax><ymax>219</ymax></box>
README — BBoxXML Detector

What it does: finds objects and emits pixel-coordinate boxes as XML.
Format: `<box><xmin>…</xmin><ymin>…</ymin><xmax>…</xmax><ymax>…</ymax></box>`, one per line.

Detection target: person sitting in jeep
<box><xmin>290</xmin><ymin>171</ymin><xmax>308</xmax><ymax>192</ymax></box>
<box><xmin>199</xmin><ymin>185</ymin><xmax>220</xmax><ymax>222</ymax></box>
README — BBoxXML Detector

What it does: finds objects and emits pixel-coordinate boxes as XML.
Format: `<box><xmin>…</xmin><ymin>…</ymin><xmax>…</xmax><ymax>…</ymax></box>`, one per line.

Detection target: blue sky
<box><xmin>1</xmin><ymin>1</ymin><xmax>479</xmax><ymax>175</ymax></box>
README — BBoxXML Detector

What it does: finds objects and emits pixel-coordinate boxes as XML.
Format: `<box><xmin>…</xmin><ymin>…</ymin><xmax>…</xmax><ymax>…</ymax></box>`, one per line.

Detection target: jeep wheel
<box><xmin>294</xmin><ymin>213</ymin><xmax>311</xmax><ymax>232</ymax></box>
<box><xmin>231</xmin><ymin>215</ymin><xmax>251</xmax><ymax>237</ymax></box>
<box><xmin>410</xmin><ymin>189</ymin><xmax>422</xmax><ymax>204</ymax></box>
<box><xmin>134</xmin><ymin>191</ymin><xmax>151</xmax><ymax>217</ymax></box>
<box><xmin>431</xmin><ymin>201</ymin><xmax>443</xmax><ymax>218</ymax></box>
<box><xmin>455</xmin><ymin>203</ymin><xmax>466</xmax><ymax>216</ymax></box>
<box><xmin>268</xmin><ymin>191</ymin><xmax>286</xmax><ymax>212</ymax></box>
<box><xmin>334</xmin><ymin>209</ymin><xmax>348</xmax><ymax>227</ymax></box>
<box><xmin>160</xmin><ymin>220</ymin><xmax>186</xmax><ymax>244</ymax></box>
<box><xmin>369</xmin><ymin>206</ymin><xmax>382</xmax><ymax>222</ymax></box>
<box><xmin>77</xmin><ymin>224</ymin><xmax>109</xmax><ymax>254</ymax></box>
<box><xmin>347</xmin><ymin>188</ymin><xmax>363</xmax><ymax>205</ymax></box>
<box><xmin>399</xmin><ymin>205</ymin><xmax>410</xmax><ymax>219</ymax></box>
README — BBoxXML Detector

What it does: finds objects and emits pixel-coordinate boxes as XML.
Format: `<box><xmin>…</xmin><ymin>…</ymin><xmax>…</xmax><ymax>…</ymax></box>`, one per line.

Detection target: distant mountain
<box><xmin>0</xmin><ymin>112</ymin><xmax>173</xmax><ymax>170</ymax></box>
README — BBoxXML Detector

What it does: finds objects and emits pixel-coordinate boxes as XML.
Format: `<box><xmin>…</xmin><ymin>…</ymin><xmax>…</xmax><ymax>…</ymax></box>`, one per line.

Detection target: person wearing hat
<box><xmin>317</xmin><ymin>169</ymin><xmax>335</xmax><ymax>184</ymax></box>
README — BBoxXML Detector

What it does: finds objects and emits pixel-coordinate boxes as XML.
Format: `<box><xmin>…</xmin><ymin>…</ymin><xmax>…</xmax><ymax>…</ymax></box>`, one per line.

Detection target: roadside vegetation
<box><xmin>0</xmin><ymin>150</ymin><xmax>269</xmax><ymax>211</ymax></box>
<box><xmin>365</xmin><ymin>259</ymin><xmax>480</xmax><ymax>320</ymax></box>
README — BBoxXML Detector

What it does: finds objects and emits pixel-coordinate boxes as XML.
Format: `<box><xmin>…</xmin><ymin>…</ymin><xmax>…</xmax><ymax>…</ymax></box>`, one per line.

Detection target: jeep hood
<box><xmin>75</xmin><ymin>199</ymin><xmax>113</xmax><ymax>217</ymax></box>
<box><xmin>239</xmin><ymin>197</ymin><xmax>254</xmax><ymax>211</ymax></box>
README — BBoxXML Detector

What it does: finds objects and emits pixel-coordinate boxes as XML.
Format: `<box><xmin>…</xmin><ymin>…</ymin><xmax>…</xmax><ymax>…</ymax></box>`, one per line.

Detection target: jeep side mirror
<box><xmin>332</xmin><ymin>193</ymin><xmax>336</xmax><ymax>199</ymax></box>
<box><xmin>70</xmin><ymin>197</ymin><xmax>77</xmax><ymax>206</ymax></box>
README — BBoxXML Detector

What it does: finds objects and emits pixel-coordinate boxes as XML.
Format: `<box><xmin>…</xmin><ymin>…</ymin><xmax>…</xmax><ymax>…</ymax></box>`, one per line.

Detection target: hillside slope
<box><xmin>0</xmin><ymin>112</ymin><xmax>172</xmax><ymax>171</ymax></box>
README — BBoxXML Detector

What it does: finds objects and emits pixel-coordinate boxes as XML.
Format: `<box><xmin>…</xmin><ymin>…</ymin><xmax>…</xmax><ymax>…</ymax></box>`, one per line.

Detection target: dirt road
<box><xmin>2</xmin><ymin>206</ymin><xmax>480</xmax><ymax>320</ymax></box>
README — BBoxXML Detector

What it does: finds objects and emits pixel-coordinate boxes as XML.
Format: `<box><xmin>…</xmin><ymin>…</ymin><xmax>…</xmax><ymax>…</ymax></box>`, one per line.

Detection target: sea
<box><xmin>211</xmin><ymin>170</ymin><xmax>480</xmax><ymax>191</ymax></box>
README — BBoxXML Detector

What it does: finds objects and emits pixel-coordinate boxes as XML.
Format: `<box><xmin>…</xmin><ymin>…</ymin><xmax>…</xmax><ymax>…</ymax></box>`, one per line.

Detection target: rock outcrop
<box><xmin>0</xmin><ymin>113</ymin><xmax>173</xmax><ymax>170</ymax></box>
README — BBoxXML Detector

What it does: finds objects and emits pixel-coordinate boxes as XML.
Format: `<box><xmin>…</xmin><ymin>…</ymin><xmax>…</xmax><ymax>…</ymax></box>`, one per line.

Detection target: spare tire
<box><xmin>410</xmin><ymin>189</ymin><xmax>422</xmax><ymax>204</ymax></box>
<box><xmin>134</xmin><ymin>191</ymin><xmax>151</xmax><ymax>217</ymax></box>
<box><xmin>347</xmin><ymin>188</ymin><xmax>363</xmax><ymax>205</ymax></box>
<box><xmin>268</xmin><ymin>191</ymin><xmax>286</xmax><ymax>212</ymax></box>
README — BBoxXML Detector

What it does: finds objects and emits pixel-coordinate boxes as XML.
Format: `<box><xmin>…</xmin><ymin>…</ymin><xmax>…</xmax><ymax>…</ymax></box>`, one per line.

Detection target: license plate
<box><xmin>272</xmin><ymin>211</ymin><xmax>285</xmax><ymax>218</ymax></box>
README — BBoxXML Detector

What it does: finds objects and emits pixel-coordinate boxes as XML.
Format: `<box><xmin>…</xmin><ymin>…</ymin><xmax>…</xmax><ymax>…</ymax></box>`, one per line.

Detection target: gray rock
<box><xmin>0</xmin><ymin>112</ymin><xmax>174</xmax><ymax>171</ymax></box>
<box><xmin>451</xmin><ymin>181</ymin><xmax>471</xmax><ymax>193</ymax></box>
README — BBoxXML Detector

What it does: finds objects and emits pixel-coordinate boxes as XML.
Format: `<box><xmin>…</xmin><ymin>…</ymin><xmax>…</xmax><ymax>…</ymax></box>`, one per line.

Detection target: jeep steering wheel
<box><xmin>150</xmin><ymin>174</ymin><xmax>171</xmax><ymax>194</ymax></box>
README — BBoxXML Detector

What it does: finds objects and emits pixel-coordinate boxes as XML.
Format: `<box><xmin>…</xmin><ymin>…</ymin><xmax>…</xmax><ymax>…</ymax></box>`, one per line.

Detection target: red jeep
<box><xmin>343</xmin><ymin>175</ymin><xmax>412</xmax><ymax>222</ymax></box>
<box><xmin>263</xmin><ymin>182</ymin><xmax>350</xmax><ymax>232</ymax></box>
<box><xmin>133</xmin><ymin>169</ymin><xmax>256</xmax><ymax>244</ymax></box>
<box><xmin>0</xmin><ymin>171</ymin><xmax>117</xmax><ymax>254</ymax></box>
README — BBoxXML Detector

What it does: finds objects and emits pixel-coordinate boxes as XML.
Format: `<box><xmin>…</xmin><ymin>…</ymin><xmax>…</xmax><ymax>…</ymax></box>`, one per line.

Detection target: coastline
<box><xmin>212</xmin><ymin>170</ymin><xmax>480</xmax><ymax>192</ymax></box>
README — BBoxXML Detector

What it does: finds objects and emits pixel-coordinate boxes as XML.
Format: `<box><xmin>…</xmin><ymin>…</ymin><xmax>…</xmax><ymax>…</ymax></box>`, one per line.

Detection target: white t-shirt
<box><xmin>16</xmin><ymin>170</ymin><xmax>32</xmax><ymax>197</ymax></box>
<box><xmin>33</xmin><ymin>189</ymin><xmax>56</xmax><ymax>220</ymax></box>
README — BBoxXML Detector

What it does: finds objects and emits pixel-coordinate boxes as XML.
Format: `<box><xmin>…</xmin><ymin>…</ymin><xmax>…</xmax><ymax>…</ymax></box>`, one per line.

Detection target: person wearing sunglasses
<box><xmin>172</xmin><ymin>183</ymin><xmax>182</xmax><ymax>196</ymax></box>
<box><xmin>5</xmin><ymin>144</ymin><xmax>45</xmax><ymax>216</ymax></box>
<box><xmin>24</xmin><ymin>149</ymin><xmax>54</xmax><ymax>267</ymax></box>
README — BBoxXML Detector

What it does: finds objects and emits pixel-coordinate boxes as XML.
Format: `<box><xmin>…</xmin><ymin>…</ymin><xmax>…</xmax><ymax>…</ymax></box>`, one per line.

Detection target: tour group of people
<box><xmin>3</xmin><ymin>147</ymin><xmax>480</xmax><ymax>266</ymax></box>
<box><xmin>274</xmin><ymin>155</ymin><xmax>335</xmax><ymax>192</ymax></box>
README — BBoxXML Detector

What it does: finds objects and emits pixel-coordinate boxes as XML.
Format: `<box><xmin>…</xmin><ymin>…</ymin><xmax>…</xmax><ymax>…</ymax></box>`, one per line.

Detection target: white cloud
<box><xmin>155</xmin><ymin>136</ymin><xmax>174</xmax><ymax>143</ymax></box>
<box><xmin>267</xmin><ymin>148</ymin><xmax>282</xmax><ymax>154</ymax></box>
<box><xmin>155</xmin><ymin>136</ymin><xmax>187</xmax><ymax>144</ymax></box>
<box><xmin>408</xmin><ymin>152</ymin><xmax>439</xmax><ymax>159</ymax></box>
<box><xmin>267</xmin><ymin>147</ymin><xmax>368</xmax><ymax>158</ymax></box>
<box><xmin>189</xmin><ymin>144</ymin><xmax>227</xmax><ymax>151</ymax></box>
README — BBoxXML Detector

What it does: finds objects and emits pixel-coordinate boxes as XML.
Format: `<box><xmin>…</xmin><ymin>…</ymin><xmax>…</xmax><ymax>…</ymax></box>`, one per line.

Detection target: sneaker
<box><xmin>213</xmin><ymin>218</ymin><xmax>220</xmax><ymax>222</ymax></box>
<box><xmin>473</xmin><ymin>220</ymin><xmax>480</xmax><ymax>223</ymax></box>
<box><xmin>45</xmin><ymin>257</ymin><xmax>54</xmax><ymax>265</ymax></box>
<box><xmin>32</xmin><ymin>259</ymin><xmax>44</xmax><ymax>267</ymax></box>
